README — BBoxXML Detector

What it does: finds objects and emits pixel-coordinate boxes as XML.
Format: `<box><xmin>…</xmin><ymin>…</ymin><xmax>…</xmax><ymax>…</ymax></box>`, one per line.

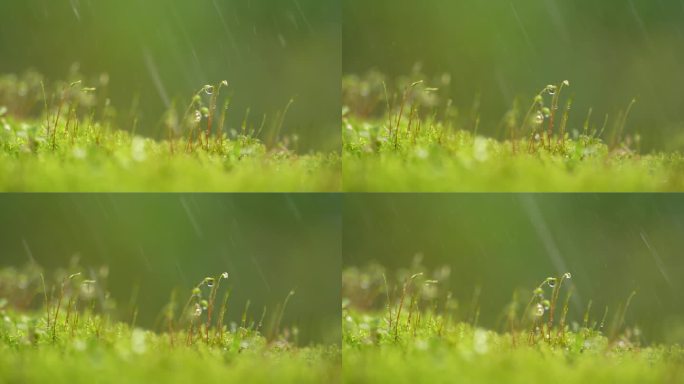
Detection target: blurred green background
<box><xmin>344</xmin><ymin>194</ymin><xmax>684</xmax><ymax>343</ymax></box>
<box><xmin>0</xmin><ymin>0</ymin><xmax>340</xmax><ymax>152</ymax></box>
<box><xmin>0</xmin><ymin>194</ymin><xmax>341</xmax><ymax>345</ymax></box>
<box><xmin>343</xmin><ymin>0</ymin><xmax>684</xmax><ymax>151</ymax></box>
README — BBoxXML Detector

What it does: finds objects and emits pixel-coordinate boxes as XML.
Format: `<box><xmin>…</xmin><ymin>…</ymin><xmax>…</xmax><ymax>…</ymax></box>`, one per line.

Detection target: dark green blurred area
<box><xmin>0</xmin><ymin>194</ymin><xmax>341</xmax><ymax>345</ymax></box>
<box><xmin>0</xmin><ymin>0</ymin><xmax>340</xmax><ymax>152</ymax></box>
<box><xmin>344</xmin><ymin>194</ymin><xmax>684</xmax><ymax>343</ymax></box>
<box><xmin>344</xmin><ymin>0</ymin><xmax>684</xmax><ymax>151</ymax></box>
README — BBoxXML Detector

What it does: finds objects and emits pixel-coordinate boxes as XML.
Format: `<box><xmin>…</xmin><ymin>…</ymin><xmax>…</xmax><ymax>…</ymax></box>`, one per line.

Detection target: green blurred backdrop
<box><xmin>0</xmin><ymin>0</ymin><xmax>340</xmax><ymax>151</ymax></box>
<box><xmin>344</xmin><ymin>0</ymin><xmax>684</xmax><ymax>151</ymax></box>
<box><xmin>344</xmin><ymin>194</ymin><xmax>684</xmax><ymax>343</ymax></box>
<box><xmin>0</xmin><ymin>194</ymin><xmax>341</xmax><ymax>345</ymax></box>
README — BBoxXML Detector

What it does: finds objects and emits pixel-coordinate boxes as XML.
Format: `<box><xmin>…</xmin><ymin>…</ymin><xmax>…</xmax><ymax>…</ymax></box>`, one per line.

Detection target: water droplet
<box><xmin>203</xmin><ymin>85</ymin><xmax>214</xmax><ymax>95</ymax></box>
<box><xmin>534</xmin><ymin>112</ymin><xmax>544</xmax><ymax>125</ymax></box>
<box><xmin>131</xmin><ymin>329</ymin><xmax>147</xmax><ymax>355</ymax></box>
<box><xmin>473</xmin><ymin>137</ymin><xmax>489</xmax><ymax>162</ymax></box>
<box><xmin>194</xmin><ymin>110</ymin><xmax>202</xmax><ymax>123</ymax></box>
<box><xmin>131</xmin><ymin>137</ymin><xmax>147</xmax><ymax>162</ymax></box>
<box><xmin>80</xmin><ymin>281</ymin><xmax>96</xmax><ymax>299</ymax></box>
<box><xmin>415</xmin><ymin>339</ymin><xmax>429</xmax><ymax>351</ymax></box>
<box><xmin>72</xmin><ymin>147</ymin><xmax>86</xmax><ymax>159</ymax></box>
<box><xmin>474</xmin><ymin>329</ymin><xmax>489</xmax><ymax>354</ymax></box>
<box><xmin>542</xmin><ymin>300</ymin><xmax>550</xmax><ymax>310</ymax></box>
<box><xmin>194</xmin><ymin>303</ymin><xmax>202</xmax><ymax>317</ymax></box>
<box><xmin>534</xmin><ymin>303</ymin><xmax>545</xmax><ymax>317</ymax></box>
<box><xmin>205</xmin><ymin>277</ymin><xmax>215</xmax><ymax>287</ymax></box>
<box><xmin>73</xmin><ymin>338</ymin><xmax>86</xmax><ymax>351</ymax></box>
<box><xmin>547</xmin><ymin>278</ymin><xmax>557</xmax><ymax>288</ymax></box>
